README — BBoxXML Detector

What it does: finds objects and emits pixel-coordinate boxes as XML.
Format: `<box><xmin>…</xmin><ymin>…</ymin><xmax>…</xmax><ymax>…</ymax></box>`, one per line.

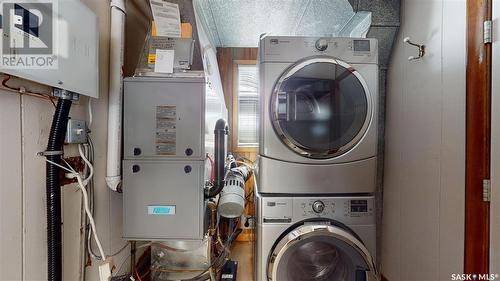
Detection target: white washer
<box><xmin>258</xmin><ymin>36</ymin><xmax>379</xmax><ymax>194</ymax></box>
<box><xmin>255</xmin><ymin>193</ymin><xmax>378</xmax><ymax>281</ymax></box>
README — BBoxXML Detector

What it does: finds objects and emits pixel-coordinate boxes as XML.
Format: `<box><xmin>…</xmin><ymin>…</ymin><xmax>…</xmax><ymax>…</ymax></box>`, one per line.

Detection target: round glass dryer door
<box><xmin>267</xmin><ymin>224</ymin><xmax>377</xmax><ymax>281</ymax></box>
<box><xmin>271</xmin><ymin>57</ymin><xmax>372</xmax><ymax>159</ymax></box>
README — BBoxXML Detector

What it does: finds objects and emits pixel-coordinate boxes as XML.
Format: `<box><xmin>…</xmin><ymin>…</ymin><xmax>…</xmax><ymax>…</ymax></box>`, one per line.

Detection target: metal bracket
<box><xmin>484</xmin><ymin>20</ymin><xmax>493</xmax><ymax>44</ymax></box>
<box><xmin>483</xmin><ymin>179</ymin><xmax>491</xmax><ymax>202</ymax></box>
<box><xmin>52</xmin><ymin>88</ymin><xmax>79</xmax><ymax>101</ymax></box>
<box><xmin>37</xmin><ymin>150</ymin><xmax>64</xmax><ymax>157</ymax></box>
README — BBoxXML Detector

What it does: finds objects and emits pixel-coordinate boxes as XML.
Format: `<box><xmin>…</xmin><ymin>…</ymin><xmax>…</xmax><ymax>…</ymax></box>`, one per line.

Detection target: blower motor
<box><xmin>217</xmin><ymin>166</ymin><xmax>251</xmax><ymax>218</ymax></box>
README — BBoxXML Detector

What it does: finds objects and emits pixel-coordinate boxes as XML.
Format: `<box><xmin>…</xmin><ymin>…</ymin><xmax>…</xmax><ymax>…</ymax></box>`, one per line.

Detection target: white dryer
<box><xmin>255</xmin><ymin>193</ymin><xmax>378</xmax><ymax>281</ymax></box>
<box><xmin>258</xmin><ymin>36</ymin><xmax>379</xmax><ymax>194</ymax></box>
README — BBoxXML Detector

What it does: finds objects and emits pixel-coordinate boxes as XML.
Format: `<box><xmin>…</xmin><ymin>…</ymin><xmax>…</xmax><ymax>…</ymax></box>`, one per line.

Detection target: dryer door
<box><xmin>267</xmin><ymin>223</ymin><xmax>378</xmax><ymax>281</ymax></box>
<box><xmin>270</xmin><ymin>57</ymin><xmax>372</xmax><ymax>159</ymax></box>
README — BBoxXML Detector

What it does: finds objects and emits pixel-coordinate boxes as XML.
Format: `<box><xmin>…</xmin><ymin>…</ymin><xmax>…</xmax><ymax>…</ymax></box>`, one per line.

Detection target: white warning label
<box><xmin>156</xmin><ymin>105</ymin><xmax>176</xmax><ymax>155</ymax></box>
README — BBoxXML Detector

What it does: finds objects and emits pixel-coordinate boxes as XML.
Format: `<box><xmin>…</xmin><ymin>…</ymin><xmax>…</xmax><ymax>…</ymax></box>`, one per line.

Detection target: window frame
<box><xmin>231</xmin><ymin>59</ymin><xmax>259</xmax><ymax>154</ymax></box>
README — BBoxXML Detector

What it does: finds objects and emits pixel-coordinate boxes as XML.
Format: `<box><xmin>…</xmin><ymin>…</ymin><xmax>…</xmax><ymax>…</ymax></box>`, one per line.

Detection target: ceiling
<box><xmin>193</xmin><ymin>0</ymin><xmax>371</xmax><ymax>47</ymax></box>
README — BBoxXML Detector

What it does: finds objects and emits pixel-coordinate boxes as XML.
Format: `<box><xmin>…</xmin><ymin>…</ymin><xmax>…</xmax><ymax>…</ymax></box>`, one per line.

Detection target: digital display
<box><xmin>353</xmin><ymin>40</ymin><xmax>370</xmax><ymax>52</ymax></box>
<box><xmin>350</xmin><ymin>200</ymin><xmax>368</xmax><ymax>213</ymax></box>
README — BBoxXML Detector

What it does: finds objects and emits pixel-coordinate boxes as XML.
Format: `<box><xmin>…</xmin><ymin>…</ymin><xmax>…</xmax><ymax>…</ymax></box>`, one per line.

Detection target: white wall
<box><xmin>381</xmin><ymin>0</ymin><xmax>466</xmax><ymax>280</ymax></box>
<box><xmin>0</xmin><ymin>0</ymin><xmax>130</xmax><ymax>280</ymax></box>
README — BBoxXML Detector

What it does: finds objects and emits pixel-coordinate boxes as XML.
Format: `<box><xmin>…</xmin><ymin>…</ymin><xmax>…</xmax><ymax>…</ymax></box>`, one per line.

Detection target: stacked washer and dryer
<box><xmin>255</xmin><ymin>36</ymin><xmax>380</xmax><ymax>281</ymax></box>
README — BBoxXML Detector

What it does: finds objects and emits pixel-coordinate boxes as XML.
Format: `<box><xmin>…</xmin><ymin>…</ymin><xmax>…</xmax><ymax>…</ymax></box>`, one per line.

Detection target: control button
<box><xmin>312</xmin><ymin>200</ymin><xmax>325</xmax><ymax>213</ymax></box>
<box><xmin>315</xmin><ymin>39</ymin><xmax>328</xmax><ymax>51</ymax></box>
<box><xmin>132</xmin><ymin>165</ymin><xmax>140</xmax><ymax>173</ymax></box>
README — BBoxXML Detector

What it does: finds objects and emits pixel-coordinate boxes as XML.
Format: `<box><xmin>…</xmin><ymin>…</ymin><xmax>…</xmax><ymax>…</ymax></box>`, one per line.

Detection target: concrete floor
<box><xmin>230</xmin><ymin>241</ymin><xmax>254</xmax><ymax>281</ymax></box>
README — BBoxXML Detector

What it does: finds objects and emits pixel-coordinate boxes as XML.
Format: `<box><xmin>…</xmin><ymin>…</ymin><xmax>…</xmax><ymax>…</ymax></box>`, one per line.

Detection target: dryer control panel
<box><xmin>260</xmin><ymin>36</ymin><xmax>378</xmax><ymax>65</ymax></box>
<box><xmin>260</xmin><ymin>195</ymin><xmax>375</xmax><ymax>226</ymax></box>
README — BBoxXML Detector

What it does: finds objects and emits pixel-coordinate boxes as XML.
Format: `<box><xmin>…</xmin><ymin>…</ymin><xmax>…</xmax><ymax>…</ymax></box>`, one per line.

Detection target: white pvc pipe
<box><xmin>106</xmin><ymin>0</ymin><xmax>126</xmax><ymax>192</ymax></box>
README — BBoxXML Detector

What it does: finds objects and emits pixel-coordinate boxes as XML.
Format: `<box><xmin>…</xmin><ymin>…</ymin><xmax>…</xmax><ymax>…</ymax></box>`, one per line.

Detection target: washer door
<box><xmin>270</xmin><ymin>57</ymin><xmax>372</xmax><ymax>159</ymax></box>
<box><xmin>267</xmin><ymin>223</ymin><xmax>378</xmax><ymax>281</ymax></box>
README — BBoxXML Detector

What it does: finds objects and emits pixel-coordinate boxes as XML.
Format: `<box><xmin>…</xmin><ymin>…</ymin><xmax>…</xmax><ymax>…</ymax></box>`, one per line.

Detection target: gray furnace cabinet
<box><xmin>122</xmin><ymin>76</ymin><xmax>206</xmax><ymax>240</ymax></box>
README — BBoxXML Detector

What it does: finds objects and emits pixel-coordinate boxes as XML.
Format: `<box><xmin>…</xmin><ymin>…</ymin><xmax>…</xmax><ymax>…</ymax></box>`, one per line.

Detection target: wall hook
<box><xmin>403</xmin><ymin>37</ymin><xmax>425</xmax><ymax>61</ymax></box>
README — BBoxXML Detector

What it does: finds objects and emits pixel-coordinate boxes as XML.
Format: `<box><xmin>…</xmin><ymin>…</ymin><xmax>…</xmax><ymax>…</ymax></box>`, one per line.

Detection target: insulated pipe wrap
<box><xmin>45</xmin><ymin>98</ymin><xmax>72</xmax><ymax>281</ymax></box>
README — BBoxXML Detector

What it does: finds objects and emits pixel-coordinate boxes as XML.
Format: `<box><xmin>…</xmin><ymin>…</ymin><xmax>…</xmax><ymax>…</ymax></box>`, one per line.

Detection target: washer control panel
<box><xmin>260</xmin><ymin>196</ymin><xmax>375</xmax><ymax>225</ymax></box>
<box><xmin>295</xmin><ymin>196</ymin><xmax>375</xmax><ymax>225</ymax></box>
<box><xmin>299</xmin><ymin>199</ymin><xmax>335</xmax><ymax>216</ymax></box>
<box><xmin>312</xmin><ymin>200</ymin><xmax>325</xmax><ymax>213</ymax></box>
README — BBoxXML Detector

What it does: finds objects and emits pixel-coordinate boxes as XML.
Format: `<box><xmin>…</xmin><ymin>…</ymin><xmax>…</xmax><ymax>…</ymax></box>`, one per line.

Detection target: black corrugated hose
<box><xmin>45</xmin><ymin>97</ymin><xmax>72</xmax><ymax>281</ymax></box>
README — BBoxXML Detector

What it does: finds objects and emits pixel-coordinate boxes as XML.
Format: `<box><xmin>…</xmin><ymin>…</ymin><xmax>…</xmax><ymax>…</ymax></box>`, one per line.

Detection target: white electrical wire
<box><xmin>45</xmin><ymin>156</ymin><xmax>106</xmax><ymax>261</ymax></box>
<box><xmin>88</xmin><ymin>98</ymin><xmax>93</xmax><ymax>128</ymax></box>
<box><xmin>79</xmin><ymin>144</ymin><xmax>94</xmax><ymax>186</ymax></box>
<box><xmin>75</xmin><ymin>170</ymin><xmax>107</xmax><ymax>261</ymax></box>
<box><xmin>76</xmin><ymin>144</ymin><xmax>106</xmax><ymax>261</ymax></box>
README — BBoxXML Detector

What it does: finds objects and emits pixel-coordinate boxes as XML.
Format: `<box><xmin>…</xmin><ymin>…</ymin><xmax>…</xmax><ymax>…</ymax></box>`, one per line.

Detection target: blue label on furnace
<box><xmin>148</xmin><ymin>205</ymin><xmax>176</xmax><ymax>215</ymax></box>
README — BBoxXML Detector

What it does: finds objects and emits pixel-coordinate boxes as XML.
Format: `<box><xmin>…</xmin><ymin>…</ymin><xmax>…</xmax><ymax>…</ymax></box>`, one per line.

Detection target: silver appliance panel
<box><xmin>255</xmin><ymin>194</ymin><xmax>377</xmax><ymax>281</ymax></box>
<box><xmin>123</xmin><ymin>160</ymin><xmax>204</xmax><ymax>240</ymax></box>
<box><xmin>259</xmin><ymin>36</ymin><xmax>378</xmax><ymax>64</ymax></box>
<box><xmin>123</xmin><ymin>77</ymin><xmax>205</xmax><ymax>160</ymax></box>
<box><xmin>260</xmin><ymin>196</ymin><xmax>375</xmax><ymax>225</ymax></box>
<box><xmin>257</xmin><ymin>155</ymin><xmax>377</xmax><ymax>194</ymax></box>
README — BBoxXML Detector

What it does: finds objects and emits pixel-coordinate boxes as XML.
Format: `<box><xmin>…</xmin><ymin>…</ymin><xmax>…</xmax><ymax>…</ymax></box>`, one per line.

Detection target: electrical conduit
<box><xmin>45</xmin><ymin>96</ymin><xmax>73</xmax><ymax>281</ymax></box>
<box><xmin>106</xmin><ymin>0</ymin><xmax>126</xmax><ymax>192</ymax></box>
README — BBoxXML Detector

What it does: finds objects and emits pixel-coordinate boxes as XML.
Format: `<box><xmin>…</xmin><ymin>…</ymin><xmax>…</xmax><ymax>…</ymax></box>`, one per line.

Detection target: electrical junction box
<box><xmin>0</xmin><ymin>0</ymin><xmax>99</xmax><ymax>98</ymax></box>
<box><xmin>65</xmin><ymin>119</ymin><xmax>87</xmax><ymax>144</ymax></box>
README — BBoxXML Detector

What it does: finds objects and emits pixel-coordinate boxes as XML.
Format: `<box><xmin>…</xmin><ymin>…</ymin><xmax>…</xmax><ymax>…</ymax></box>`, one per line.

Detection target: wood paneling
<box><xmin>217</xmin><ymin>48</ymin><xmax>258</xmax><ymax>242</ymax></box>
<box><xmin>465</xmin><ymin>0</ymin><xmax>492</xmax><ymax>274</ymax></box>
<box><xmin>216</xmin><ymin>47</ymin><xmax>258</xmax><ymax>156</ymax></box>
<box><xmin>217</xmin><ymin>48</ymin><xmax>258</xmax><ymax>113</ymax></box>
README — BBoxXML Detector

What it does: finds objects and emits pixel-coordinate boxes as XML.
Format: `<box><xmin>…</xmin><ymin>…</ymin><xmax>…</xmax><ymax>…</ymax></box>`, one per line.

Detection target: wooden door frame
<box><xmin>465</xmin><ymin>0</ymin><xmax>492</xmax><ymax>274</ymax></box>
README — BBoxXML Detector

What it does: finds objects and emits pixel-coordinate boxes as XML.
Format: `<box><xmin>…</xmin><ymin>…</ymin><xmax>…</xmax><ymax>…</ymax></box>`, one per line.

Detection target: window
<box><xmin>235</xmin><ymin>63</ymin><xmax>259</xmax><ymax>147</ymax></box>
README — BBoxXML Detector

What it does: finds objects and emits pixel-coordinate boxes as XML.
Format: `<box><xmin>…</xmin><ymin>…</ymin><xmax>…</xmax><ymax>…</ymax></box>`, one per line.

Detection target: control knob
<box><xmin>315</xmin><ymin>39</ymin><xmax>328</xmax><ymax>51</ymax></box>
<box><xmin>312</xmin><ymin>200</ymin><xmax>325</xmax><ymax>213</ymax></box>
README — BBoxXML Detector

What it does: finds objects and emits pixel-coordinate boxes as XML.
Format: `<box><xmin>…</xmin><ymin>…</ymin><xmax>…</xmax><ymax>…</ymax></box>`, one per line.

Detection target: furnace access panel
<box><xmin>123</xmin><ymin>76</ymin><xmax>206</xmax><ymax>240</ymax></box>
<box><xmin>123</xmin><ymin>76</ymin><xmax>205</xmax><ymax>160</ymax></box>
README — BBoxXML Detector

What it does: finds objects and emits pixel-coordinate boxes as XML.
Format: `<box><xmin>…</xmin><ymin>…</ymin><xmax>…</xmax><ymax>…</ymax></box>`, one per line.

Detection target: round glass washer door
<box><xmin>271</xmin><ymin>57</ymin><xmax>372</xmax><ymax>159</ymax></box>
<box><xmin>267</xmin><ymin>224</ymin><xmax>377</xmax><ymax>281</ymax></box>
